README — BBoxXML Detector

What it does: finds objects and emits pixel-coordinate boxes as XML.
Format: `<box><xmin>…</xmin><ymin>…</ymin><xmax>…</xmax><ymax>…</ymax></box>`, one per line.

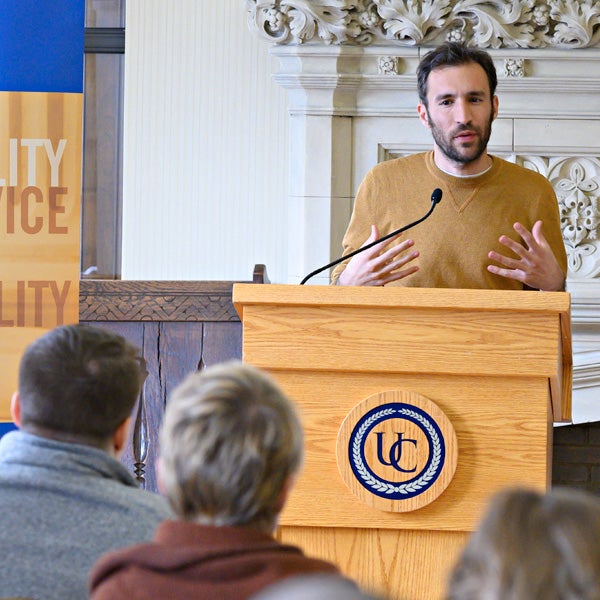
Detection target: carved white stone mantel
<box><xmin>247</xmin><ymin>1</ymin><xmax>600</xmax><ymax>423</ymax></box>
<box><xmin>247</xmin><ymin>0</ymin><xmax>600</xmax><ymax>49</ymax></box>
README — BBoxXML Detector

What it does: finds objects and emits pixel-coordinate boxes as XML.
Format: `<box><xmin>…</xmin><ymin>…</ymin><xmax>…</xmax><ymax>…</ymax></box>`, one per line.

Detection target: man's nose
<box><xmin>454</xmin><ymin>99</ymin><xmax>472</xmax><ymax>124</ymax></box>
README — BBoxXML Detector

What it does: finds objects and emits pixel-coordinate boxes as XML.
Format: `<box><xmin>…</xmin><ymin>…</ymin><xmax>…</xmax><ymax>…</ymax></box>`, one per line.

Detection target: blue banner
<box><xmin>0</xmin><ymin>0</ymin><xmax>85</xmax><ymax>93</ymax></box>
<box><xmin>0</xmin><ymin>0</ymin><xmax>85</xmax><ymax>436</ymax></box>
<box><xmin>0</xmin><ymin>422</ymin><xmax>17</xmax><ymax>437</ymax></box>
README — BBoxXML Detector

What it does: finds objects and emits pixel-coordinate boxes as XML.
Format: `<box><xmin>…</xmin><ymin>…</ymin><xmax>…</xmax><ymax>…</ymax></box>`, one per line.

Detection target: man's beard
<box><xmin>427</xmin><ymin>108</ymin><xmax>494</xmax><ymax>165</ymax></box>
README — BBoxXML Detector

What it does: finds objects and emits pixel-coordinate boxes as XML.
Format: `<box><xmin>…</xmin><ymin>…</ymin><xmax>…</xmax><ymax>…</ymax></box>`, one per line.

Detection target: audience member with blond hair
<box><xmin>89</xmin><ymin>361</ymin><xmax>359</xmax><ymax>599</ymax></box>
<box><xmin>446</xmin><ymin>486</ymin><xmax>600</xmax><ymax>600</ymax></box>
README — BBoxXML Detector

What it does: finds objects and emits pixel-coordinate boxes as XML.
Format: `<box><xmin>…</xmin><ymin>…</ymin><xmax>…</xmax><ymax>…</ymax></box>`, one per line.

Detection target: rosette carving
<box><xmin>246</xmin><ymin>0</ymin><xmax>600</xmax><ymax>48</ymax></box>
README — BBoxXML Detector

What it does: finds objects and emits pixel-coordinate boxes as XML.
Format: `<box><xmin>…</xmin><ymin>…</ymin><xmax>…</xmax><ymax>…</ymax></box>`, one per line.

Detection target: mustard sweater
<box><xmin>331</xmin><ymin>152</ymin><xmax>567</xmax><ymax>290</ymax></box>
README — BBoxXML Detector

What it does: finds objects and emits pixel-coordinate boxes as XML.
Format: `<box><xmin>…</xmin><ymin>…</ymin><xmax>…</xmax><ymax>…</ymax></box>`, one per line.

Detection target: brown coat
<box><xmin>89</xmin><ymin>520</ymin><xmax>347</xmax><ymax>600</ymax></box>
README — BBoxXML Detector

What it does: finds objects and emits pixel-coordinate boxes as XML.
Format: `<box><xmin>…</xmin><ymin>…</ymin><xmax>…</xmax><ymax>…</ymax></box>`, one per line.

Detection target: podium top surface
<box><xmin>233</xmin><ymin>283</ymin><xmax>570</xmax><ymax>315</ymax></box>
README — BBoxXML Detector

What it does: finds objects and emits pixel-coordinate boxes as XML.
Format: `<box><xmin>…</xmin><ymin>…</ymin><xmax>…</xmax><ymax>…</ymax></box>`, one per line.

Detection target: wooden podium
<box><xmin>233</xmin><ymin>284</ymin><xmax>571</xmax><ymax>600</ymax></box>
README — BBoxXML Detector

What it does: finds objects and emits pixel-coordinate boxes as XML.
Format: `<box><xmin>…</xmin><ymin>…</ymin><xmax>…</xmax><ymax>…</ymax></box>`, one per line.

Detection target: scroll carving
<box><xmin>247</xmin><ymin>0</ymin><xmax>600</xmax><ymax>48</ymax></box>
<box><xmin>518</xmin><ymin>155</ymin><xmax>600</xmax><ymax>278</ymax></box>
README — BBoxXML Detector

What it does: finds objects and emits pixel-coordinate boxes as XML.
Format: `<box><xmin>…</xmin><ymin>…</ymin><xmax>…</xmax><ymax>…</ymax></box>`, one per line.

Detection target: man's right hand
<box><xmin>336</xmin><ymin>225</ymin><xmax>420</xmax><ymax>286</ymax></box>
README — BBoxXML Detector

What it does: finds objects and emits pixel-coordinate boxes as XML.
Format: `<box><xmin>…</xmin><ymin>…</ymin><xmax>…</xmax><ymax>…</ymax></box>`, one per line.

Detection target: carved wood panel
<box><xmin>79</xmin><ymin>276</ymin><xmax>261</xmax><ymax>491</ymax></box>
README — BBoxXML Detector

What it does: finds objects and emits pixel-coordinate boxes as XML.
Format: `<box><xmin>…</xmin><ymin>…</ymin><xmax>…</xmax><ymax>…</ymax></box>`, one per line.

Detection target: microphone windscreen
<box><xmin>431</xmin><ymin>188</ymin><xmax>443</xmax><ymax>204</ymax></box>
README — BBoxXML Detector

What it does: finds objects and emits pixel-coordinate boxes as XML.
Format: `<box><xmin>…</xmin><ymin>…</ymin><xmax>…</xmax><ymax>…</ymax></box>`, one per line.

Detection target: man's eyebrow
<box><xmin>433</xmin><ymin>90</ymin><xmax>487</xmax><ymax>101</ymax></box>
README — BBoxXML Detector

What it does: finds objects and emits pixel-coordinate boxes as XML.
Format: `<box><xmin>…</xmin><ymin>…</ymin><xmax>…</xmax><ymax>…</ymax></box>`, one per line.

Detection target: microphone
<box><xmin>299</xmin><ymin>188</ymin><xmax>443</xmax><ymax>285</ymax></box>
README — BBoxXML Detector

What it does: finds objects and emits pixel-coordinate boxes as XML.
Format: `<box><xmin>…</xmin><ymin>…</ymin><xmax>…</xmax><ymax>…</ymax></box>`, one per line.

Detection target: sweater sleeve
<box><xmin>541</xmin><ymin>183</ymin><xmax>568</xmax><ymax>279</ymax></box>
<box><xmin>330</xmin><ymin>170</ymin><xmax>376</xmax><ymax>284</ymax></box>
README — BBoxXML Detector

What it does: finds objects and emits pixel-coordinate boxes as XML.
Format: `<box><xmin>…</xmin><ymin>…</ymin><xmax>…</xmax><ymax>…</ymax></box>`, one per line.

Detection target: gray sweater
<box><xmin>0</xmin><ymin>430</ymin><xmax>171</xmax><ymax>599</ymax></box>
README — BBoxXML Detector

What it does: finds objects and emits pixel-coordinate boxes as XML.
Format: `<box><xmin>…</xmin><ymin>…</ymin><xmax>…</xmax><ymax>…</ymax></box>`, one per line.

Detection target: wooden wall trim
<box><xmin>79</xmin><ymin>280</ymin><xmax>241</xmax><ymax>322</ymax></box>
<box><xmin>80</xmin><ymin>265</ymin><xmax>267</xmax><ymax>322</ymax></box>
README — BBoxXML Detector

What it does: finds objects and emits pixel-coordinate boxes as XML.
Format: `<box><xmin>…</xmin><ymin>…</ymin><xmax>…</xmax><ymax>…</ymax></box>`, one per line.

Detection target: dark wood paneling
<box><xmin>79</xmin><ymin>267</ymin><xmax>266</xmax><ymax>491</ymax></box>
<box><xmin>200</xmin><ymin>322</ymin><xmax>242</xmax><ymax>369</ymax></box>
<box><xmin>159</xmin><ymin>321</ymin><xmax>205</xmax><ymax>399</ymax></box>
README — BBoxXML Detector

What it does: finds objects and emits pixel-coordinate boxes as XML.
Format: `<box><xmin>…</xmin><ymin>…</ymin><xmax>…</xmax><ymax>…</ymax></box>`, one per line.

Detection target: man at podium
<box><xmin>331</xmin><ymin>42</ymin><xmax>567</xmax><ymax>292</ymax></box>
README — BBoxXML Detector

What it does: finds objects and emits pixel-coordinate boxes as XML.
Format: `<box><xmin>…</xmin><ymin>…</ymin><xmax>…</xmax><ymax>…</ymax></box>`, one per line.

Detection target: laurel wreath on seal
<box><xmin>351</xmin><ymin>407</ymin><xmax>442</xmax><ymax>495</ymax></box>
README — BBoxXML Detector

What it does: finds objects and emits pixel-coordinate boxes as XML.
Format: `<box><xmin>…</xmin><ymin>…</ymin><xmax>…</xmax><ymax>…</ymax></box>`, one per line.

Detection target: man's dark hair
<box><xmin>417</xmin><ymin>42</ymin><xmax>498</xmax><ymax>106</ymax></box>
<box><xmin>17</xmin><ymin>324</ymin><xmax>144</xmax><ymax>446</ymax></box>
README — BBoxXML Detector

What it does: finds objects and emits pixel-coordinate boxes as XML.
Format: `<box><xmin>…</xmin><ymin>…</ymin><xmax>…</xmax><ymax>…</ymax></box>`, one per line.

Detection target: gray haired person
<box><xmin>90</xmin><ymin>361</ymin><xmax>360</xmax><ymax>600</ymax></box>
<box><xmin>0</xmin><ymin>324</ymin><xmax>171</xmax><ymax>600</ymax></box>
<box><xmin>446</xmin><ymin>486</ymin><xmax>600</xmax><ymax>600</ymax></box>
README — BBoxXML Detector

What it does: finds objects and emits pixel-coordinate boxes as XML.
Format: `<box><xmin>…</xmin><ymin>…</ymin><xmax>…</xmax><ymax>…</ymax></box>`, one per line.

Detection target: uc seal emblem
<box><xmin>337</xmin><ymin>390</ymin><xmax>457</xmax><ymax>512</ymax></box>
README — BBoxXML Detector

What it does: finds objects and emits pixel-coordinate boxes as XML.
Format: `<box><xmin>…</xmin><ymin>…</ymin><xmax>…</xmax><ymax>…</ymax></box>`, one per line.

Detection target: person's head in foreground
<box><xmin>1</xmin><ymin>325</ymin><xmax>170</xmax><ymax>600</ymax></box>
<box><xmin>14</xmin><ymin>323</ymin><xmax>145</xmax><ymax>453</ymax></box>
<box><xmin>159</xmin><ymin>360</ymin><xmax>303</xmax><ymax>532</ymax></box>
<box><xmin>89</xmin><ymin>361</ymin><xmax>363</xmax><ymax>599</ymax></box>
<box><xmin>249</xmin><ymin>573</ymin><xmax>383</xmax><ymax>600</ymax></box>
<box><xmin>446</xmin><ymin>486</ymin><xmax>600</xmax><ymax>600</ymax></box>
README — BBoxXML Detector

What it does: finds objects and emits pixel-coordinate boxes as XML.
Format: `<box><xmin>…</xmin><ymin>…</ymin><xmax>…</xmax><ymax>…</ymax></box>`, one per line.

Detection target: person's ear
<box><xmin>417</xmin><ymin>103</ymin><xmax>430</xmax><ymax>128</ymax></box>
<box><xmin>10</xmin><ymin>391</ymin><xmax>21</xmax><ymax>427</ymax></box>
<box><xmin>492</xmin><ymin>95</ymin><xmax>499</xmax><ymax>120</ymax></box>
<box><xmin>112</xmin><ymin>416</ymin><xmax>131</xmax><ymax>455</ymax></box>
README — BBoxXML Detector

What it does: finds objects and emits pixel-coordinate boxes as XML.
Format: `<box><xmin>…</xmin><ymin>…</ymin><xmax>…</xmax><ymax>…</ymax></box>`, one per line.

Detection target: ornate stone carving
<box><xmin>378</xmin><ymin>55</ymin><xmax>401</xmax><ymax>75</ymax></box>
<box><xmin>503</xmin><ymin>57</ymin><xmax>525</xmax><ymax>77</ymax></box>
<box><xmin>517</xmin><ymin>156</ymin><xmax>600</xmax><ymax>278</ymax></box>
<box><xmin>246</xmin><ymin>0</ymin><xmax>600</xmax><ymax>48</ymax></box>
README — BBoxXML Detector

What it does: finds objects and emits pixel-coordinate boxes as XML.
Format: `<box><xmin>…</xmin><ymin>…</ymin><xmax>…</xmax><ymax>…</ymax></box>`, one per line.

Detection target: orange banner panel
<box><xmin>0</xmin><ymin>92</ymin><xmax>82</xmax><ymax>417</ymax></box>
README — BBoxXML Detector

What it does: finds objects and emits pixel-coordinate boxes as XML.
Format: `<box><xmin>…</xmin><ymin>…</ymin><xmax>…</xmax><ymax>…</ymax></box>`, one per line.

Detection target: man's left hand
<box><xmin>487</xmin><ymin>220</ymin><xmax>565</xmax><ymax>291</ymax></box>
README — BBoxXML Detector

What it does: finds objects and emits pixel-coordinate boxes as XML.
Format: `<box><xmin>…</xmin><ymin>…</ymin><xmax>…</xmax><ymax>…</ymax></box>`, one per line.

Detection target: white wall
<box><xmin>122</xmin><ymin>0</ymin><xmax>289</xmax><ymax>282</ymax></box>
<box><xmin>123</xmin><ymin>1</ymin><xmax>600</xmax><ymax>421</ymax></box>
